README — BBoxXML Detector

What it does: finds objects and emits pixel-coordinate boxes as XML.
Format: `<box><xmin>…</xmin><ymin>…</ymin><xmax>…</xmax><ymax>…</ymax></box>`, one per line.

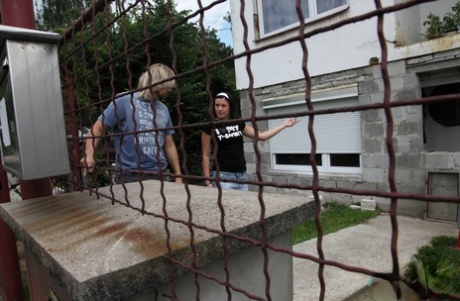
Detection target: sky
<box><xmin>175</xmin><ymin>0</ymin><xmax>233</xmax><ymax>46</ymax></box>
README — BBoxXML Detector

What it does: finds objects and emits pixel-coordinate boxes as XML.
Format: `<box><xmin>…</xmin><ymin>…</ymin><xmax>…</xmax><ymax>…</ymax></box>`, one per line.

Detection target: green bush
<box><xmin>403</xmin><ymin>235</ymin><xmax>460</xmax><ymax>296</ymax></box>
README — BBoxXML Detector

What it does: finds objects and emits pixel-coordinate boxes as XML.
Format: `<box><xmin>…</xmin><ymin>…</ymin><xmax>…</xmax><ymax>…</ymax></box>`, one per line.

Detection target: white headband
<box><xmin>216</xmin><ymin>92</ymin><xmax>229</xmax><ymax>99</ymax></box>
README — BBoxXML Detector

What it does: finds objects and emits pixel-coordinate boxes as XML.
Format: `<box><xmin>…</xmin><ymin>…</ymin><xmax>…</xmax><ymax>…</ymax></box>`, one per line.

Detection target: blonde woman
<box><xmin>80</xmin><ymin>63</ymin><xmax>182</xmax><ymax>184</ymax></box>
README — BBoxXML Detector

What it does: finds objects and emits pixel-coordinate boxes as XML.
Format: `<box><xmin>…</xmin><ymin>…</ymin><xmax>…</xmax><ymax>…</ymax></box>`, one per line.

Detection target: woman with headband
<box><xmin>201</xmin><ymin>92</ymin><xmax>299</xmax><ymax>191</ymax></box>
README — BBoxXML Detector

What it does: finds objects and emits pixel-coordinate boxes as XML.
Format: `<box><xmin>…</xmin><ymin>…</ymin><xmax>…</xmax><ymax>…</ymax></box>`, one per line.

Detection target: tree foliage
<box><xmin>36</xmin><ymin>0</ymin><xmax>236</xmax><ymax>182</ymax></box>
<box><xmin>35</xmin><ymin>0</ymin><xmax>90</xmax><ymax>31</ymax></box>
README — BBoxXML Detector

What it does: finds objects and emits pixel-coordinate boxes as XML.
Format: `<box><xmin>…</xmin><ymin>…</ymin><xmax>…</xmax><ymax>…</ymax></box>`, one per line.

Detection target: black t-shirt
<box><xmin>203</xmin><ymin>121</ymin><xmax>247</xmax><ymax>172</ymax></box>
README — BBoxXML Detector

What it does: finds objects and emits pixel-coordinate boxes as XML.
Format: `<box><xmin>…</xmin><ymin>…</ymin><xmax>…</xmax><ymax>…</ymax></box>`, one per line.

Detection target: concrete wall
<box><xmin>229</xmin><ymin>0</ymin><xmax>460</xmax><ymax>219</ymax></box>
<box><xmin>130</xmin><ymin>231</ymin><xmax>293</xmax><ymax>301</ymax></box>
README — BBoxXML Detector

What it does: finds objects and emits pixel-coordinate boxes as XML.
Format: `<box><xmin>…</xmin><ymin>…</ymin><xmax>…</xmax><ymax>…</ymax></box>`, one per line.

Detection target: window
<box><xmin>264</xmin><ymin>86</ymin><xmax>362</xmax><ymax>174</ymax></box>
<box><xmin>275</xmin><ymin>153</ymin><xmax>322</xmax><ymax>165</ymax></box>
<box><xmin>258</xmin><ymin>0</ymin><xmax>348</xmax><ymax>36</ymax></box>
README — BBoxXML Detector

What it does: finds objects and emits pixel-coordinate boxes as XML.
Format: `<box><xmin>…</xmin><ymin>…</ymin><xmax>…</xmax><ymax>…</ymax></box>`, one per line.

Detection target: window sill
<box><xmin>268</xmin><ymin>169</ymin><xmax>364</xmax><ymax>182</ymax></box>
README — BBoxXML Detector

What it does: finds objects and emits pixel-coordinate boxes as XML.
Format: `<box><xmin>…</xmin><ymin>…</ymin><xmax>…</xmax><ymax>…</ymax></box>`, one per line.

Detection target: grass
<box><xmin>403</xmin><ymin>235</ymin><xmax>460</xmax><ymax>298</ymax></box>
<box><xmin>292</xmin><ymin>202</ymin><xmax>381</xmax><ymax>244</ymax></box>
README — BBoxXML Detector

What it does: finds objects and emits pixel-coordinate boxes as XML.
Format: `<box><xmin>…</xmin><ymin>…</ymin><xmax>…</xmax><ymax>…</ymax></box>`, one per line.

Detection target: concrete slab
<box><xmin>293</xmin><ymin>214</ymin><xmax>459</xmax><ymax>301</ymax></box>
<box><xmin>0</xmin><ymin>181</ymin><xmax>314</xmax><ymax>301</ymax></box>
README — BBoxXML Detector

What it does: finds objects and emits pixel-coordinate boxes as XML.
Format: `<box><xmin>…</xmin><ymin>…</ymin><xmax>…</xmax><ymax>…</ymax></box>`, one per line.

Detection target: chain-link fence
<box><xmin>50</xmin><ymin>0</ymin><xmax>460</xmax><ymax>300</ymax></box>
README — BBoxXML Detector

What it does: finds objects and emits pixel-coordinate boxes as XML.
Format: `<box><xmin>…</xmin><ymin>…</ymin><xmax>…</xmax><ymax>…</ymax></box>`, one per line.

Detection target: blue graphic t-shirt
<box><xmin>99</xmin><ymin>93</ymin><xmax>174</xmax><ymax>172</ymax></box>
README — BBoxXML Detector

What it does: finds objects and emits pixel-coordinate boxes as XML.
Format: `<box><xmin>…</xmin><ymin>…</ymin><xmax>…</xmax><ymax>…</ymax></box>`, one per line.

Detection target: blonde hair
<box><xmin>138</xmin><ymin>63</ymin><xmax>176</xmax><ymax>100</ymax></box>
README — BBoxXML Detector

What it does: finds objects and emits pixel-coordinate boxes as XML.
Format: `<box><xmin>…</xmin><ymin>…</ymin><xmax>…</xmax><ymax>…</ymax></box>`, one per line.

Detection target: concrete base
<box><xmin>0</xmin><ymin>181</ymin><xmax>314</xmax><ymax>301</ymax></box>
<box><xmin>131</xmin><ymin>231</ymin><xmax>293</xmax><ymax>301</ymax></box>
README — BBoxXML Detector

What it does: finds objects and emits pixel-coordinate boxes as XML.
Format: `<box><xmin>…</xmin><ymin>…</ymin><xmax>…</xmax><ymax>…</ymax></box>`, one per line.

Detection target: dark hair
<box><xmin>214</xmin><ymin>92</ymin><xmax>239</xmax><ymax>119</ymax></box>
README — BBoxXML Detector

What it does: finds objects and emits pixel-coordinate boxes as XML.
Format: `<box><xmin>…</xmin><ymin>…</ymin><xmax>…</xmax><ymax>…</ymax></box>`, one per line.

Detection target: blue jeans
<box><xmin>211</xmin><ymin>171</ymin><xmax>248</xmax><ymax>191</ymax></box>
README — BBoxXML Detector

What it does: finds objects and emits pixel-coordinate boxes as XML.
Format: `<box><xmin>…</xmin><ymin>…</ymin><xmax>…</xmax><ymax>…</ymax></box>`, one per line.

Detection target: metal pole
<box><xmin>0</xmin><ymin>172</ymin><xmax>24</xmax><ymax>301</ymax></box>
<box><xmin>0</xmin><ymin>0</ymin><xmax>53</xmax><ymax>201</ymax></box>
<box><xmin>0</xmin><ymin>0</ymin><xmax>52</xmax><ymax>300</ymax></box>
<box><xmin>0</xmin><ymin>0</ymin><xmax>36</xmax><ymax>30</ymax></box>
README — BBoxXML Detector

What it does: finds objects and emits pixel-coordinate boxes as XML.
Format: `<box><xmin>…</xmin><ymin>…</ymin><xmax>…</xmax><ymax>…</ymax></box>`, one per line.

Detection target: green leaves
<box><xmin>36</xmin><ymin>0</ymin><xmax>88</xmax><ymax>31</ymax></box>
<box><xmin>404</xmin><ymin>235</ymin><xmax>460</xmax><ymax>297</ymax></box>
<box><xmin>423</xmin><ymin>2</ymin><xmax>460</xmax><ymax>39</ymax></box>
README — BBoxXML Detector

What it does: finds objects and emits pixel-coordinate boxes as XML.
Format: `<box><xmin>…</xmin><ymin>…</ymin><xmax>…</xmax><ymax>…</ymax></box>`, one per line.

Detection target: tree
<box><xmin>35</xmin><ymin>0</ymin><xmax>90</xmax><ymax>31</ymax></box>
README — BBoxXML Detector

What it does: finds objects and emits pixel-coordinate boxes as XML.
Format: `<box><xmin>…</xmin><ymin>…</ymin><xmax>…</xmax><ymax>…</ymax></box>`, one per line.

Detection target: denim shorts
<box><xmin>210</xmin><ymin>171</ymin><xmax>248</xmax><ymax>191</ymax></box>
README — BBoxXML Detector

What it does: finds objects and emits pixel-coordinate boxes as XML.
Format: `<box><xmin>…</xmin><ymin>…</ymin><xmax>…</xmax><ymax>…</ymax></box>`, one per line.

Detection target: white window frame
<box><xmin>257</xmin><ymin>0</ymin><xmax>349</xmax><ymax>38</ymax></box>
<box><xmin>264</xmin><ymin>85</ymin><xmax>362</xmax><ymax>175</ymax></box>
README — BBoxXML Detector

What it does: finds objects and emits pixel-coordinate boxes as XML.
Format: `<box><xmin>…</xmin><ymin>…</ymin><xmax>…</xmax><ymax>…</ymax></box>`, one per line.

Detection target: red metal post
<box><xmin>0</xmin><ymin>0</ymin><xmax>53</xmax><ymax>300</ymax></box>
<box><xmin>0</xmin><ymin>0</ymin><xmax>53</xmax><ymax>201</ymax></box>
<box><xmin>0</xmin><ymin>0</ymin><xmax>36</xmax><ymax>30</ymax></box>
<box><xmin>0</xmin><ymin>171</ymin><xmax>24</xmax><ymax>301</ymax></box>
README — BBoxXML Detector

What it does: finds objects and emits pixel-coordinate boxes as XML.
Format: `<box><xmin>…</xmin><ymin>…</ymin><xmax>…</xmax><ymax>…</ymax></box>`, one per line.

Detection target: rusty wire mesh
<box><xmin>54</xmin><ymin>0</ymin><xmax>460</xmax><ymax>300</ymax></box>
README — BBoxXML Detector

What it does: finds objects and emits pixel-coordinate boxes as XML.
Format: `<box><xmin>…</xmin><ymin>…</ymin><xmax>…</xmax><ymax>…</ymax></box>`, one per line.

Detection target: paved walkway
<box><xmin>292</xmin><ymin>214</ymin><xmax>459</xmax><ymax>301</ymax></box>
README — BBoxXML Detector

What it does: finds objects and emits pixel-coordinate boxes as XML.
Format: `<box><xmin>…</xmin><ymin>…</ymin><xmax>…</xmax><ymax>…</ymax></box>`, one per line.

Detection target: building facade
<box><xmin>229</xmin><ymin>0</ymin><xmax>460</xmax><ymax>220</ymax></box>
